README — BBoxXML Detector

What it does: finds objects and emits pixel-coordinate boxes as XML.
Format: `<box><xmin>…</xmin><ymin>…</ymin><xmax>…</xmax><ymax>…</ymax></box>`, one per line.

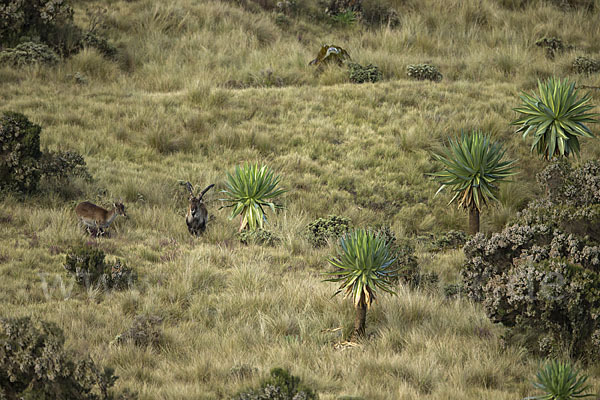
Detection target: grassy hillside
<box><xmin>2</xmin><ymin>0</ymin><xmax>600</xmax><ymax>398</ymax></box>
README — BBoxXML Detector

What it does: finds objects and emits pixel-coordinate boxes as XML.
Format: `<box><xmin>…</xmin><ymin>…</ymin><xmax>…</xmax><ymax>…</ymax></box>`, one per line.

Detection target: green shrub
<box><xmin>0</xmin><ymin>0</ymin><xmax>81</xmax><ymax>55</ymax></box>
<box><xmin>233</xmin><ymin>367</ymin><xmax>318</xmax><ymax>400</ymax></box>
<box><xmin>40</xmin><ymin>150</ymin><xmax>92</xmax><ymax>182</ymax></box>
<box><xmin>81</xmin><ymin>32</ymin><xmax>117</xmax><ymax>59</ymax></box>
<box><xmin>535</xmin><ymin>37</ymin><xmax>571</xmax><ymax>59</ymax></box>
<box><xmin>0</xmin><ymin>111</ymin><xmax>42</xmax><ymax>194</ymax></box>
<box><xmin>0</xmin><ymin>316</ymin><xmax>126</xmax><ymax>399</ymax></box>
<box><xmin>431</xmin><ymin>230</ymin><xmax>468</xmax><ymax>251</ymax></box>
<box><xmin>572</xmin><ymin>56</ymin><xmax>600</xmax><ymax>74</ymax></box>
<box><xmin>305</xmin><ymin>215</ymin><xmax>351</xmax><ymax>247</ymax></box>
<box><xmin>348</xmin><ymin>62</ymin><xmax>382</xmax><ymax>83</ymax></box>
<box><xmin>371</xmin><ymin>226</ymin><xmax>420</xmax><ymax>285</ymax></box>
<box><xmin>113</xmin><ymin>314</ymin><xmax>163</xmax><ymax>348</ymax></box>
<box><xmin>238</xmin><ymin>228</ymin><xmax>280</xmax><ymax>246</ymax></box>
<box><xmin>462</xmin><ymin>161</ymin><xmax>600</xmax><ymax>360</ymax></box>
<box><xmin>406</xmin><ymin>64</ymin><xmax>442</xmax><ymax>82</ymax></box>
<box><xmin>443</xmin><ymin>283</ymin><xmax>463</xmax><ymax>299</ymax></box>
<box><xmin>0</xmin><ymin>112</ymin><xmax>91</xmax><ymax>195</ymax></box>
<box><xmin>64</xmin><ymin>246</ymin><xmax>137</xmax><ymax>291</ymax></box>
<box><xmin>324</xmin><ymin>0</ymin><xmax>362</xmax><ymax>17</ymax></box>
<box><xmin>0</xmin><ymin>41</ymin><xmax>59</xmax><ymax>65</ymax></box>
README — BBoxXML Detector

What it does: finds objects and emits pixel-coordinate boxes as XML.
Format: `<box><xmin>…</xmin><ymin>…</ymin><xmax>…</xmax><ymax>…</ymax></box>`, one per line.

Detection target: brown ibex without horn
<box><xmin>184</xmin><ymin>182</ymin><xmax>215</xmax><ymax>236</ymax></box>
<box><xmin>75</xmin><ymin>200</ymin><xmax>127</xmax><ymax>237</ymax></box>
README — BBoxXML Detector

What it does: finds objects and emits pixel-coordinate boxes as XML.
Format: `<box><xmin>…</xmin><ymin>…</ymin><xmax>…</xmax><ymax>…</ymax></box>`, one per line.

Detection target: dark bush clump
<box><xmin>348</xmin><ymin>62</ymin><xmax>382</xmax><ymax>83</ymax></box>
<box><xmin>0</xmin><ymin>41</ymin><xmax>59</xmax><ymax>65</ymax></box>
<box><xmin>40</xmin><ymin>150</ymin><xmax>92</xmax><ymax>182</ymax></box>
<box><xmin>535</xmin><ymin>37</ymin><xmax>571</xmax><ymax>59</ymax></box>
<box><xmin>64</xmin><ymin>246</ymin><xmax>137</xmax><ymax>291</ymax></box>
<box><xmin>371</xmin><ymin>226</ymin><xmax>421</xmax><ymax>285</ymax></box>
<box><xmin>431</xmin><ymin>230</ymin><xmax>468</xmax><ymax>251</ymax></box>
<box><xmin>361</xmin><ymin>0</ymin><xmax>399</xmax><ymax>27</ymax></box>
<box><xmin>306</xmin><ymin>215</ymin><xmax>351</xmax><ymax>247</ymax></box>
<box><xmin>406</xmin><ymin>64</ymin><xmax>443</xmax><ymax>82</ymax></box>
<box><xmin>238</xmin><ymin>229</ymin><xmax>280</xmax><ymax>246</ymax></box>
<box><xmin>0</xmin><ymin>111</ymin><xmax>42</xmax><ymax>194</ymax></box>
<box><xmin>0</xmin><ymin>111</ymin><xmax>91</xmax><ymax>195</ymax></box>
<box><xmin>572</xmin><ymin>56</ymin><xmax>600</xmax><ymax>74</ymax></box>
<box><xmin>462</xmin><ymin>160</ymin><xmax>600</xmax><ymax>360</ymax></box>
<box><xmin>0</xmin><ymin>0</ymin><xmax>81</xmax><ymax>56</ymax></box>
<box><xmin>0</xmin><ymin>316</ymin><xmax>126</xmax><ymax>399</ymax></box>
<box><xmin>113</xmin><ymin>314</ymin><xmax>163</xmax><ymax>348</ymax></box>
<box><xmin>81</xmin><ymin>32</ymin><xmax>117</xmax><ymax>59</ymax></box>
<box><xmin>233</xmin><ymin>367</ymin><xmax>318</xmax><ymax>400</ymax></box>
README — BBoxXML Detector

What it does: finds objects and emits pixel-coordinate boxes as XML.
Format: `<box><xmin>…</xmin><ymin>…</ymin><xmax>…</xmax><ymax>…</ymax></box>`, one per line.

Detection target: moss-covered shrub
<box><xmin>113</xmin><ymin>314</ymin><xmax>163</xmax><ymax>348</ymax></box>
<box><xmin>305</xmin><ymin>215</ymin><xmax>351</xmax><ymax>247</ymax></box>
<box><xmin>64</xmin><ymin>246</ymin><xmax>137</xmax><ymax>291</ymax></box>
<box><xmin>535</xmin><ymin>37</ymin><xmax>571</xmax><ymax>59</ymax></box>
<box><xmin>238</xmin><ymin>229</ymin><xmax>280</xmax><ymax>246</ymax></box>
<box><xmin>233</xmin><ymin>367</ymin><xmax>318</xmax><ymax>400</ymax></box>
<box><xmin>0</xmin><ymin>41</ymin><xmax>59</xmax><ymax>65</ymax></box>
<box><xmin>462</xmin><ymin>160</ymin><xmax>600</xmax><ymax>360</ymax></box>
<box><xmin>406</xmin><ymin>64</ymin><xmax>443</xmax><ymax>82</ymax></box>
<box><xmin>0</xmin><ymin>111</ymin><xmax>42</xmax><ymax>194</ymax></box>
<box><xmin>573</xmin><ymin>56</ymin><xmax>600</xmax><ymax>74</ymax></box>
<box><xmin>348</xmin><ymin>62</ymin><xmax>382</xmax><ymax>83</ymax></box>
<box><xmin>0</xmin><ymin>316</ymin><xmax>126</xmax><ymax>399</ymax></box>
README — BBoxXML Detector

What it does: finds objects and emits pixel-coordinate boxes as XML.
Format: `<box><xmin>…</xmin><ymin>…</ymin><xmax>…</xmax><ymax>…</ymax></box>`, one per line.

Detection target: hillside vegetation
<box><xmin>1</xmin><ymin>0</ymin><xmax>600</xmax><ymax>398</ymax></box>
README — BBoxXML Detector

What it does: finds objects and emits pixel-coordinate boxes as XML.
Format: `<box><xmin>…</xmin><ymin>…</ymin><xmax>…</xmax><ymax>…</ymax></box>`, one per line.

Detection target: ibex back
<box><xmin>185</xmin><ymin>182</ymin><xmax>214</xmax><ymax>236</ymax></box>
<box><xmin>75</xmin><ymin>200</ymin><xmax>127</xmax><ymax>236</ymax></box>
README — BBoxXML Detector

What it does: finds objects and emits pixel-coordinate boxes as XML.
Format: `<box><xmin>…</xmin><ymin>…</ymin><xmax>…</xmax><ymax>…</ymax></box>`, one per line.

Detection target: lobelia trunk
<box><xmin>353</xmin><ymin>300</ymin><xmax>367</xmax><ymax>339</ymax></box>
<box><xmin>469</xmin><ymin>207</ymin><xmax>480</xmax><ymax>235</ymax></box>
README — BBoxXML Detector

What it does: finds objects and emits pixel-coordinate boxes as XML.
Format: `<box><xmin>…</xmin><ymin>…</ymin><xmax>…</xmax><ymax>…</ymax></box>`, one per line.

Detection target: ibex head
<box><xmin>113</xmin><ymin>199</ymin><xmax>127</xmax><ymax>218</ymax></box>
<box><xmin>183</xmin><ymin>182</ymin><xmax>214</xmax><ymax>236</ymax></box>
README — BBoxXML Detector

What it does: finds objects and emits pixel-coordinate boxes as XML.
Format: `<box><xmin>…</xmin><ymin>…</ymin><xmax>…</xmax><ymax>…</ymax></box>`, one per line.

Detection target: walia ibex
<box><xmin>183</xmin><ymin>182</ymin><xmax>215</xmax><ymax>236</ymax></box>
<box><xmin>75</xmin><ymin>200</ymin><xmax>127</xmax><ymax>237</ymax></box>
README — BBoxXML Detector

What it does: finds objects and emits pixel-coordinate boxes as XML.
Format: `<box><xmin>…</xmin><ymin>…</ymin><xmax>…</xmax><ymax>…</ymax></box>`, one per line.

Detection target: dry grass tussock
<box><xmin>1</xmin><ymin>0</ymin><xmax>600</xmax><ymax>398</ymax></box>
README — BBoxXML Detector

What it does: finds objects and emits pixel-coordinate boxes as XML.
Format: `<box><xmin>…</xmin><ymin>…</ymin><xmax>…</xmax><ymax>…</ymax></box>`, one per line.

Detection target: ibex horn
<box><xmin>184</xmin><ymin>181</ymin><xmax>194</xmax><ymax>196</ymax></box>
<box><xmin>199</xmin><ymin>184</ymin><xmax>215</xmax><ymax>199</ymax></box>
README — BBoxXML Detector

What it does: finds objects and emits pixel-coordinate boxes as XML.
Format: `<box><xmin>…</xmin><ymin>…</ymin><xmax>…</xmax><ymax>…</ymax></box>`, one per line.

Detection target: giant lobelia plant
<box><xmin>220</xmin><ymin>164</ymin><xmax>287</xmax><ymax>232</ymax></box>
<box><xmin>512</xmin><ymin>77</ymin><xmax>598</xmax><ymax>160</ymax></box>
<box><xmin>430</xmin><ymin>130</ymin><xmax>517</xmax><ymax>234</ymax></box>
<box><xmin>324</xmin><ymin>228</ymin><xmax>398</xmax><ymax>339</ymax></box>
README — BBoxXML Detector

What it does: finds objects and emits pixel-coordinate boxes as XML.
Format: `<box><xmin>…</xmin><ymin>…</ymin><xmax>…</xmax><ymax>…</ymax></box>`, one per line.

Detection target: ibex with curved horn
<box><xmin>75</xmin><ymin>199</ymin><xmax>127</xmax><ymax>237</ymax></box>
<box><xmin>184</xmin><ymin>182</ymin><xmax>215</xmax><ymax>236</ymax></box>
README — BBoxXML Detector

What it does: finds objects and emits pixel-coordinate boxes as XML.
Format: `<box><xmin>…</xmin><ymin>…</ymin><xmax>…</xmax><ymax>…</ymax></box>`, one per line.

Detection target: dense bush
<box><xmin>0</xmin><ymin>111</ymin><xmax>42</xmax><ymax>194</ymax></box>
<box><xmin>81</xmin><ymin>32</ymin><xmax>117</xmax><ymax>59</ymax></box>
<box><xmin>238</xmin><ymin>228</ymin><xmax>280</xmax><ymax>246</ymax></box>
<box><xmin>406</xmin><ymin>64</ymin><xmax>443</xmax><ymax>82</ymax></box>
<box><xmin>535</xmin><ymin>37</ymin><xmax>571</xmax><ymax>59</ymax></box>
<box><xmin>64</xmin><ymin>246</ymin><xmax>137</xmax><ymax>291</ymax></box>
<box><xmin>0</xmin><ymin>0</ymin><xmax>81</xmax><ymax>56</ymax></box>
<box><xmin>0</xmin><ymin>41</ymin><xmax>59</xmax><ymax>65</ymax></box>
<box><xmin>431</xmin><ymin>230</ymin><xmax>468</xmax><ymax>251</ymax></box>
<box><xmin>361</xmin><ymin>0</ymin><xmax>399</xmax><ymax>27</ymax></box>
<box><xmin>113</xmin><ymin>314</ymin><xmax>163</xmax><ymax>348</ymax></box>
<box><xmin>371</xmin><ymin>226</ymin><xmax>421</xmax><ymax>285</ymax></box>
<box><xmin>462</xmin><ymin>160</ymin><xmax>600</xmax><ymax>360</ymax></box>
<box><xmin>233</xmin><ymin>367</ymin><xmax>318</xmax><ymax>400</ymax></box>
<box><xmin>348</xmin><ymin>62</ymin><xmax>382</xmax><ymax>83</ymax></box>
<box><xmin>305</xmin><ymin>215</ymin><xmax>351</xmax><ymax>247</ymax></box>
<box><xmin>0</xmin><ymin>316</ymin><xmax>126</xmax><ymax>399</ymax></box>
<box><xmin>40</xmin><ymin>150</ymin><xmax>92</xmax><ymax>182</ymax></box>
<box><xmin>0</xmin><ymin>111</ymin><xmax>91</xmax><ymax>195</ymax></box>
<box><xmin>573</xmin><ymin>56</ymin><xmax>600</xmax><ymax>74</ymax></box>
